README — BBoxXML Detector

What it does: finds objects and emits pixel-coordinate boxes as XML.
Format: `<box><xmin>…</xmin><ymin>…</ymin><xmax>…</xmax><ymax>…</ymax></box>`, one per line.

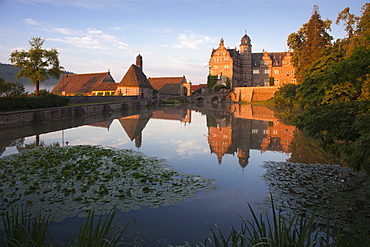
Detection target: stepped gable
<box><xmin>52</xmin><ymin>72</ymin><xmax>116</xmax><ymax>95</ymax></box>
<box><xmin>148</xmin><ymin>76</ymin><xmax>186</xmax><ymax>91</ymax></box>
<box><xmin>211</xmin><ymin>38</ymin><xmax>239</xmax><ymax>58</ymax></box>
<box><xmin>118</xmin><ymin>64</ymin><xmax>152</xmax><ymax>89</ymax></box>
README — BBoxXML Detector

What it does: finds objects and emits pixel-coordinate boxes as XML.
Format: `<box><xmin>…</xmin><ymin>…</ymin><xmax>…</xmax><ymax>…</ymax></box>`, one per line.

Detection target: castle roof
<box><xmin>241</xmin><ymin>34</ymin><xmax>252</xmax><ymax>46</ymax></box>
<box><xmin>118</xmin><ymin>64</ymin><xmax>152</xmax><ymax>89</ymax></box>
<box><xmin>52</xmin><ymin>72</ymin><xmax>117</xmax><ymax>95</ymax></box>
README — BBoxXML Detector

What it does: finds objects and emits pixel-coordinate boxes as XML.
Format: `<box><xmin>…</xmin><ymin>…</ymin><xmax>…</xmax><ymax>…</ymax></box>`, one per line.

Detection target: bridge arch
<box><xmin>211</xmin><ymin>96</ymin><xmax>220</xmax><ymax>103</ymax></box>
<box><xmin>196</xmin><ymin>97</ymin><xmax>205</xmax><ymax>104</ymax></box>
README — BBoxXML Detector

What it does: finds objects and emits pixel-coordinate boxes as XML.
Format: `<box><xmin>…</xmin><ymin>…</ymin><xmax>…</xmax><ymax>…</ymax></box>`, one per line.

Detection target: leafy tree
<box><xmin>295</xmin><ymin>100</ymin><xmax>370</xmax><ymax>173</ymax></box>
<box><xmin>287</xmin><ymin>5</ymin><xmax>332</xmax><ymax>82</ymax></box>
<box><xmin>207</xmin><ymin>75</ymin><xmax>218</xmax><ymax>89</ymax></box>
<box><xmin>0</xmin><ymin>77</ymin><xmax>27</xmax><ymax>97</ymax></box>
<box><xmin>336</xmin><ymin>7</ymin><xmax>359</xmax><ymax>39</ymax></box>
<box><xmin>9</xmin><ymin>37</ymin><xmax>63</xmax><ymax>96</ymax></box>
<box><xmin>354</xmin><ymin>3</ymin><xmax>370</xmax><ymax>49</ymax></box>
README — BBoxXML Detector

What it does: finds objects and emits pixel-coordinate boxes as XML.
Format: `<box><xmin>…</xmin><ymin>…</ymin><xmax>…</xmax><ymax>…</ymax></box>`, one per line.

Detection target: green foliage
<box><xmin>9</xmin><ymin>37</ymin><xmax>63</xmax><ymax>96</ymax></box>
<box><xmin>287</xmin><ymin>5</ymin><xmax>333</xmax><ymax>82</ymax></box>
<box><xmin>275</xmin><ymin>4</ymin><xmax>370</xmax><ymax>174</ymax></box>
<box><xmin>161</xmin><ymin>99</ymin><xmax>180</xmax><ymax>104</ymax></box>
<box><xmin>295</xmin><ymin>100</ymin><xmax>370</xmax><ymax>173</ymax></box>
<box><xmin>207</xmin><ymin>75</ymin><xmax>218</xmax><ymax>89</ymax></box>
<box><xmin>272</xmin><ymin>83</ymin><xmax>298</xmax><ymax>107</ymax></box>
<box><xmin>0</xmin><ymin>94</ymin><xmax>69</xmax><ymax>111</ymax></box>
<box><xmin>0</xmin><ymin>77</ymin><xmax>27</xmax><ymax>97</ymax></box>
<box><xmin>269</xmin><ymin>77</ymin><xmax>274</xmax><ymax>86</ymax></box>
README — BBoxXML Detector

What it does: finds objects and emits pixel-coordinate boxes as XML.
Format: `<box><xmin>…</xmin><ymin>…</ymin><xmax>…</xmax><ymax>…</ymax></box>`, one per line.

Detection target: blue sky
<box><xmin>0</xmin><ymin>0</ymin><xmax>366</xmax><ymax>85</ymax></box>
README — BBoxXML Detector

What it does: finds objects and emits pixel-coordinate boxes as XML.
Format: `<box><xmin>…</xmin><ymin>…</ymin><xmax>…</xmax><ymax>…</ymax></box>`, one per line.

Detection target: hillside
<box><xmin>0</xmin><ymin>63</ymin><xmax>71</xmax><ymax>92</ymax></box>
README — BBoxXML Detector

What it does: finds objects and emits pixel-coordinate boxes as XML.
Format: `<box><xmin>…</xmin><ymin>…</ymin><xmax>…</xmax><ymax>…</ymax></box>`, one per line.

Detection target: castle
<box><xmin>209</xmin><ymin>34</ymin><xmax>296</xmax><ymax>88</ymax></box>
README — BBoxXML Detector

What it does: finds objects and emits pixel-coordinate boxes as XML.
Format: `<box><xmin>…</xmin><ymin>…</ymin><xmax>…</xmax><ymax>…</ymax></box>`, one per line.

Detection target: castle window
<box><xmin>253</xmin><ymin>70</ymin><xmax>260</xmax><ymax>74</ymax></box>
<box><xmin>215</xmin><ymin>58</ymin><xmax>218</xmax><ymax>61</ymax></box>
<box><xmin>274</xmin><ymin>70</ymin><xmax>279</xmax><ymax>74</ymax></box>
<box><xmin>252</xmin><ymin>129</ymin><xmax>258</xmax><ymax>134</ymax></box>
<box><xmin>224</xmin><ymin>65</ymin><xmax>229</xmax><ymax>69</ymax></box>
<box><xmin>264</xmin><ymin>70</ymin><xmax>269</xmax><ymax>74</ymax></box>
<box><xmin>291</xmin><ymin>79</ymin><xmax>297</xmax><ymax>83</ymax></box>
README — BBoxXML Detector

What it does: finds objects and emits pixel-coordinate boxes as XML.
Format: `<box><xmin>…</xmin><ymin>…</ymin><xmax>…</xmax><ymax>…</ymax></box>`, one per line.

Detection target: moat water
<box><xmin>0</xmin><ymin>103</ymin><xmax>368</xmax><ymax>246</ymax></box>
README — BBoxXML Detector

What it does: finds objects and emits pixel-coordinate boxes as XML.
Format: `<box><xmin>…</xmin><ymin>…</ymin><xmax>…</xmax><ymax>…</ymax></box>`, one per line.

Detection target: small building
<box><xmin>115</xmin><ymin>55</ymin><xmax>153</xmax><ymax>99</ymax></box>
<box><xmin>52</xmin><ymin>71</ymin><xmax>117</xmax><ymax>96</ymax></box>
<box><xmin>148</xmin><ymin>76</ymin><xmax>191</xmax><ymax>98</ymax></box>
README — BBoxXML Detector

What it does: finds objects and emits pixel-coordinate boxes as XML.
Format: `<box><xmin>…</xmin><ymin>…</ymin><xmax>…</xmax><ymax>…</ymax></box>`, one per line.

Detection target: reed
<box><xmin>74</xmin><ymin>206</ymin><xmax>133</xmax><ymax>247</ymax></box>
<box><xmin>200</xmin><ymin>196</ymin><xmax>370</xmax><ymax>247</ymax></box>
<box><xmin>1</xmin><ymin>208</ymin><xmax>54</xmax><ymax>247</ymax></box>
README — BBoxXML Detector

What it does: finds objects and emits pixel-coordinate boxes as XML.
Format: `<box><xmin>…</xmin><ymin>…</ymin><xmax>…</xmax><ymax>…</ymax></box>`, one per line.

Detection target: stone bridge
<box><xmin>188</xmin><ymin>91</ymin><xmax>232</xmax><ymax>104</ymax></box>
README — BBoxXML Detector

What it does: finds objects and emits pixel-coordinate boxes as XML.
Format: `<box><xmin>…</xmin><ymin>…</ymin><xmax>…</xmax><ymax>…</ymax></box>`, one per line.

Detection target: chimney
<box><xmin>136</xmin><ymin>54</ymin><xmax>143</xmax><ymax>71</ymax></box>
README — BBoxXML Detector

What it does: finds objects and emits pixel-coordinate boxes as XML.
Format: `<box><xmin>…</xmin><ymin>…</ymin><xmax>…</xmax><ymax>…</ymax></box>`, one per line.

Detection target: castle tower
<box><xmin>239</xmin><ymin>33</ymin><xmax>252</xmax><ymax>86</ymax></box>
<box><xmin>136</xmin><ymin>54</ymin><xmax>143</xmax><ymax>71</ymax></box>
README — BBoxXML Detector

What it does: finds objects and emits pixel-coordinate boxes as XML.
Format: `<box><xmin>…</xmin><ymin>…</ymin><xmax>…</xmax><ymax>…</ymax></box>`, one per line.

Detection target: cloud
<box><xmin>23</xmin><ymin>18</ymin><xmax>39</xmax><ymax>25</ymax></box>
<box><xmin>109</xmin><ymin>26</ymin><xmax>122</xmax><ymax>31</ymax></box>
<box><xmin>174</xmin><ymin>31</ymin><xmax>218</xmax><ymax>49</ymax></box>
<box><xmin>23</xmin><ymin>18</ymin><xmax>129</xmax><ymax>50</ymax></box>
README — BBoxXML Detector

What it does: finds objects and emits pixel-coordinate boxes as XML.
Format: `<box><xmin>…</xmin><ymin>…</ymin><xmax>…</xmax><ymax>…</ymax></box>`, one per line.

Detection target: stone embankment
<box><xmin>227</xmin><ymin>86</ymin><xmax>279</xmax><ymax>102</ymax></box>
<box><xmin>0</xmin><ymin>98</ymin><xmax>159</xmax><ymax>127</ymax></box>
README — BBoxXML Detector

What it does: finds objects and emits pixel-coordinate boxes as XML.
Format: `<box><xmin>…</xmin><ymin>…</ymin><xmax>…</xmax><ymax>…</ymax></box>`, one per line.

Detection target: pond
<box><xmin>0</xmin><ymin>103</ymin><xmax>368</xmax><ymax>246</ymax></box>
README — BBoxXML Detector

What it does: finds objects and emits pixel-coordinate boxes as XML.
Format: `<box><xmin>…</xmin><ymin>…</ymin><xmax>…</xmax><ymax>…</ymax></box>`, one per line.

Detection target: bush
<box><xmin>0</xmin><ymin>94</ymin><xmax>69</xmax><ymax>111</ymax></box>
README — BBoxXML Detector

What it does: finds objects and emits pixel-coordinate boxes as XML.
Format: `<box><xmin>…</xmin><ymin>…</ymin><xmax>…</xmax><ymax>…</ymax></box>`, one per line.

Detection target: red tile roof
<box><xmin>191</xmin><ymin>84</ymin><xmax>207</xmax><ymax>92</ymax></box>
<box><xmin>52</xmin><ymin>72</ymin><xmax>117</xmax><ymax>95</ymax></box>
<box><xmin>148</xmin><ymin>76</ymin><xmax>186</xmax><ymax>90</ymax></box>
<box><xmin>118</xmin><ymin>65</ymin><xmax>152</xmax><ymax>89</ymax></box>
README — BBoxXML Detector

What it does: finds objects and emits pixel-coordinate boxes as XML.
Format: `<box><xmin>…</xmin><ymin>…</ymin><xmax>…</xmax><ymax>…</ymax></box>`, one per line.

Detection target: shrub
<box><xmin>0</xmin><ymin>94</ymin><xmax>69</xmax><ymax>111</ymax></box>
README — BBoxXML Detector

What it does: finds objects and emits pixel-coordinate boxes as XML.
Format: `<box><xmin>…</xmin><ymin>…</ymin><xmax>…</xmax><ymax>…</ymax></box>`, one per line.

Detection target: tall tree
<box><xmin>336</xmin><ymin>7</ymin><xmax>359</xmax><ymax>39</ymax></box>
<box><xmin>287</xmin><ymin>5</ymin><xmax>332</xmax><ymax>82</ymax></box>
<box><xmin>355</xmin><ymin>3</ymin><xmax>370</xmax><ymax>49</ymax></box>
<box><xmin>9</xmin><ymin>37</ymin><xmax>63</xmax><ymax>96</ymax></box>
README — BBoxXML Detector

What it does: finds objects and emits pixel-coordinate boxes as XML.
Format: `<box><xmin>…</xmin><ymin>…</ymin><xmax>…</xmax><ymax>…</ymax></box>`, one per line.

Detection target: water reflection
<box><xmin>1</xmin><ymin>104</ymin><xmax>296</xmax><ymax>162</ymax></box>
<box><xmin>0</xmin><ymin>104</ymin><xmax>344</xmax><ymax>246</ymax></box>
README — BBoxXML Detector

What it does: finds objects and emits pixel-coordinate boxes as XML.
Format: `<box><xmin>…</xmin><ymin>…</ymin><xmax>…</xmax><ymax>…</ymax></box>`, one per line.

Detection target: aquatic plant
<box><xmin>0</xmin><ymin>145</ymin><xmax>216</xmax><ymax>223</ymax></box>
<box><xmin>261</xmin><ymin>161</ymin><xmax>370</xmax><ymax>232</ymax></box>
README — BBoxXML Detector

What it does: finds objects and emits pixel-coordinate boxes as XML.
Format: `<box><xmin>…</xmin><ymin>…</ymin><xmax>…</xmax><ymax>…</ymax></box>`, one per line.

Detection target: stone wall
<box><xmin>67</xmin><ymin>96</ymin><xmax>137</xmax><ymax>104</ymax></box>
<box><xmin>0</xmin><ymin>99</ymin><xmax>159</xmax><ymax>127</ymax></box>
<box><xmin>228</xmin><ymin>86</ymin><xmax>278</xmax><ymax>102</ymax></box>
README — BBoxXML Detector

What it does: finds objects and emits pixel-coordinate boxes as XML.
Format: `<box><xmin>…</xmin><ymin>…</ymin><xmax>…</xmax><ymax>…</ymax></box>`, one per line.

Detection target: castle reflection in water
<box><xmin>91</xmin><ymin>104</ymin><xmax>295</xmax><ymax>168</ymax></box>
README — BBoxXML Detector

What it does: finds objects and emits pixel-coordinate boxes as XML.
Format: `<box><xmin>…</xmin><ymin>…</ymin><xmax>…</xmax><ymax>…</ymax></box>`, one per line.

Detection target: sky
<box><xmin>0</xmin><ymin>0</ymin><xmax>366</xmax><ymax>85</ymax></box>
